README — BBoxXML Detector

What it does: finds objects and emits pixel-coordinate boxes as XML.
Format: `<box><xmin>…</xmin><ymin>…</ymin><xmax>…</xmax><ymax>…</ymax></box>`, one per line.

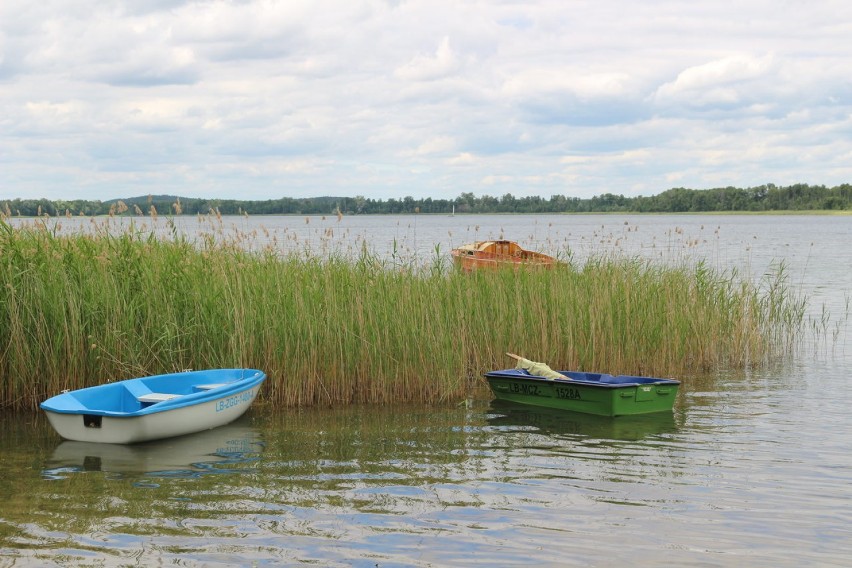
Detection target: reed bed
<box><xmin>0</xmin><ymin>217</ymin><xmax>805</xmax><ymax>411</ymax></box>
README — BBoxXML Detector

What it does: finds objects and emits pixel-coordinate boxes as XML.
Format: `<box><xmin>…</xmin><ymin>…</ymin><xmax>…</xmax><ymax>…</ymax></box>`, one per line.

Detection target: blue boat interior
<box><xmin>41</xmin><ymin>369</ymin><xmax>265</xmax><ymax>414</ymax></box>
<box><xmin>561</xmin><ymin>371</ymin><xmax>615</xmax><ymax>382</ymax></box>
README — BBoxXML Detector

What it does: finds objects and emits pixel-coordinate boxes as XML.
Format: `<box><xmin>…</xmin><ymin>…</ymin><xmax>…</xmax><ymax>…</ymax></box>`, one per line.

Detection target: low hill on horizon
<box><xmin>3</xmin><ymin>183</ymin><xmax>850</xmax><ymax>216</ymax></box>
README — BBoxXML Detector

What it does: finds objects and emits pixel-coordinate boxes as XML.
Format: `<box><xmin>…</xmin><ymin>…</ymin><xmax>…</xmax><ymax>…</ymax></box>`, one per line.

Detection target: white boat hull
<box><xmin>43</xmin><ymin>384</ymin><xmax>261</xmax><ymax>444</ymax></box>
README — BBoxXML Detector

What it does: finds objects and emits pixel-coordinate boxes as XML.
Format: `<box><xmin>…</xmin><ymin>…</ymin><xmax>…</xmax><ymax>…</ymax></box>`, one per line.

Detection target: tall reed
<box><xmin>0</xmin><ymin>218</ymin><xmax>805</xmax><ymax>411</ymax></box>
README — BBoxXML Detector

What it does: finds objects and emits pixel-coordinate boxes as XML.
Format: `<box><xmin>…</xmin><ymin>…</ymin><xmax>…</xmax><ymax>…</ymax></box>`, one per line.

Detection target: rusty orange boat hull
<box><xmin>450</xmin><ymin>240</ymin><xmax>556</xmax><ymax>272</ymax></box>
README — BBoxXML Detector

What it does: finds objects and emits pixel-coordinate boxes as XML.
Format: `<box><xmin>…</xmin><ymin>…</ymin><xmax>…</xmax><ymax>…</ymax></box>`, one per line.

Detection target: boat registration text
<box><xmin>215</xmin><ymin>389</ymin><xmax>255</xmax><ymax>412</ymax></box>
<box><xmin>506</xmin><ymin>382</ymin><xmax>582</xmax><ymax>400</ymax></box>
<box><xmin>555</xmin><ymin>386</ymin><xmax>581</xmax><ymax>400</ymax></box>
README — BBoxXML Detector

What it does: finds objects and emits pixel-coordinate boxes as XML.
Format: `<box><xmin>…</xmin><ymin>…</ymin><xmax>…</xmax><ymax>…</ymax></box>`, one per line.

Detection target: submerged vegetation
<box><xmin>0</xmin><ymin>216</ymin><xmax>806</xmax><ymax>411</ymax></box>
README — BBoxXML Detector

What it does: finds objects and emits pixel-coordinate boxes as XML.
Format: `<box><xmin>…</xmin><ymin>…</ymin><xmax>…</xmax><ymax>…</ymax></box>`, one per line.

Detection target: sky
<box><xmin>2</xmin><ymin>0</ymin><xmax>851</xmax><ymax>202</ymax></box>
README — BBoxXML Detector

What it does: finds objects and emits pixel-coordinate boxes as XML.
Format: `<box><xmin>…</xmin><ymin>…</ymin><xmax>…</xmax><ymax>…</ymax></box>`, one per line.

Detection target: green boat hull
<box><xmin>485</xmin><ymin>370</ymin><xmax>679</xmax><ymax>417</ymax></box>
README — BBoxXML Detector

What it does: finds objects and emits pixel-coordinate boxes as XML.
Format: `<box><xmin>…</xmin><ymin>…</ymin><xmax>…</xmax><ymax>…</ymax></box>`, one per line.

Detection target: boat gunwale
<box><xmin>39</xmin><ymin>369</ymin><xmax>266</xmax><ymax>417</ymax></box>
<box><xmin>484</xmin><ymin>369</ymin><xmax>680</xmax><ymax>389</ymax></box>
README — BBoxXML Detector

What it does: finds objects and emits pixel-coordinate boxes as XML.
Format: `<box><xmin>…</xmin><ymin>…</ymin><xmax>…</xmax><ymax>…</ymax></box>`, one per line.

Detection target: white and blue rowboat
<box><xmin>40</xmin><ymin>368</ymin><xmax>266</xmax><ymax>444</ymax></box>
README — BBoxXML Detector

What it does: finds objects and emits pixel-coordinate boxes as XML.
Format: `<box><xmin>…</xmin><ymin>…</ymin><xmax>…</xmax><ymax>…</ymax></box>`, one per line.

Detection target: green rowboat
<box><xmin>484</xmin><ymin>369</ymin><xmax>680</xmax><ymax>417</ymax></box>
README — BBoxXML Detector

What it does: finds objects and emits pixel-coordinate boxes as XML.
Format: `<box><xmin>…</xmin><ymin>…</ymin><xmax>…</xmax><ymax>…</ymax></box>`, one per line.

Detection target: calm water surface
<box><xmin>1</xmin><ymin>214</ymin><xmax>850</xmax><ymax>566</ymax></box>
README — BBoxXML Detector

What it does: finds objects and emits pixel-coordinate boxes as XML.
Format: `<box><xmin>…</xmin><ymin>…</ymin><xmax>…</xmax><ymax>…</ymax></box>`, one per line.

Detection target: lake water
<box><xmin>2</xmin><ymin>214</ymin><xmax>850</xmax><ymax>567</ymax></box>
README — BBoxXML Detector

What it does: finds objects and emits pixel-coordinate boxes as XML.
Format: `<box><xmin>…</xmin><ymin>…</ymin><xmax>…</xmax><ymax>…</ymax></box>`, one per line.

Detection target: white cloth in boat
<box><xmin>513</xmin><ymin>356</ymin><xmax>569</xmax><ymax>380</ymax></box>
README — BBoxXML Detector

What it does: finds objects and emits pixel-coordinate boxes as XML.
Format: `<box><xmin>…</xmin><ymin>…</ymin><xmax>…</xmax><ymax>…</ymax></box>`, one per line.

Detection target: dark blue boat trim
<box><xmin>484</xmin><ymin>368</ymin><xmax>680</xmax><ymax>389</ymax></box>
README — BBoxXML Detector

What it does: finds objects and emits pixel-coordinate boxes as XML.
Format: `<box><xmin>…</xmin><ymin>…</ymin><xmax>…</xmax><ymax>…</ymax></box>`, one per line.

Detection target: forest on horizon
<box><xmin>3</xmin><ymin>183</ymin><xmax>851</xmax><ymax>218</ymax></box>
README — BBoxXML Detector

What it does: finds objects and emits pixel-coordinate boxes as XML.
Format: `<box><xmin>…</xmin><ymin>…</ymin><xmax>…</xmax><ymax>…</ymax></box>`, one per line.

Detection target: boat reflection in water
<box><xmin>43</xmin><ymin>420</ymin><xmax>263</xmax><ymax>479</ymax></box>
<box><xmin>485</xmin><ymin>400</ymin><xmax>679</xmax><ymax>441</ymax></box>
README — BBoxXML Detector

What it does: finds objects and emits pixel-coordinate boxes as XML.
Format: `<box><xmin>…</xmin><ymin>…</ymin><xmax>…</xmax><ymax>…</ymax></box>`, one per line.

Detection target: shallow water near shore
<box><xmin>2</xmin><ymin>214</ymin><xmax>850</xmax><ymax>566</ymax></box>
<box><xmin>2</xmin><ymin>366</ymin><xmax>851</xmax><ymax>567</ymax></box>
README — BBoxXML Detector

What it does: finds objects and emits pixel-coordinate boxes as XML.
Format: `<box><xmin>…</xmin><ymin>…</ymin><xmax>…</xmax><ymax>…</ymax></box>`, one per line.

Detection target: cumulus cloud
<box><xmin>395</xmin><ymin>37</ymin><xmax>460</xmax><ymax>82</ymax></box>
<box><xmin>653</xmin><ymin>53</ymin><xmax>777</xmax><ymax>108</ymax></box>
<box><xmin>503</xmin><ymin>70</ymin><xmax>634</xmax><ymax>101</ymax></box>
<box><xmin>411</xmin><ymin>136</ymin><xmax>457</xmax><ymax>156</ymax></box>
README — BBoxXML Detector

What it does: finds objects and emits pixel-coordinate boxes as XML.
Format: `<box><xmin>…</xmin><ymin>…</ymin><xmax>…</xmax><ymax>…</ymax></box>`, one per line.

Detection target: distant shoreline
<box><xmin>4</xmin><ymin>183</ymin><xmax>851</xmax><ymax>217</ymax></box>
<box><xmin>4</xmin><ymin>209</ymin><xmax>851</xmax><ymax>220</ymax></box>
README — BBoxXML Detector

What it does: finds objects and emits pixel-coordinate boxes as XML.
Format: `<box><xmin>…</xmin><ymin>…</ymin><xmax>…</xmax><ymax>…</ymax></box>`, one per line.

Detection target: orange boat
<box><xmin>450</xmin><ymin>240</ymin><xmax>556</xmax><ymax>272</ymax></box>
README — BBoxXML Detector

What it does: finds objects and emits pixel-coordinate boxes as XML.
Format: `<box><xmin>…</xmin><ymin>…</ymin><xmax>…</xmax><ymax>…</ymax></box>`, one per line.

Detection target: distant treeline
<box><xmin>3</xmin><ymin>183</ymin><xmax>851</xmax><ymax>217</ymax></box>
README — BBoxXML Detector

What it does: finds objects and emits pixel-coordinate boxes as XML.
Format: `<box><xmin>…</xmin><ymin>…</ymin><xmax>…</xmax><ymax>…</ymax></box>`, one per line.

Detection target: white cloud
<box><xmin>412</xmin><ymin>136</ymin><xmax>457</xmax><ymax>156</ymax></box>
<box><xmin>1</xmin><ymin>0</ymin><xmax>852</xmax><ymax>201</ymax></box>
<box><xmin>448</xmin><ymin>152</ymin><xmax>476</xmax><ymax>165</ymax></box>
<box><xmin>503</xmin><ymin>70</ymin><xmax>633</xmax><ymax>101</ymax></box>
<box><xmin>395</xmin><ymin>37</ymin><xmax>460</xmax><ymax>82</ymax></box>
<box><xmin>653</xmin><ymin>54</ymin><xmax>776</xmax><ymax>107</ymax></box>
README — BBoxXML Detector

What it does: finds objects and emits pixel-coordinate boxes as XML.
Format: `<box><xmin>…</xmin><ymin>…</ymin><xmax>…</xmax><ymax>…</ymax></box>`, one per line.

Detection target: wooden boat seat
<box><xmin>137</xmin><ymin>392</ymin><xmax>181</xmax><ymax>404</ymax></box>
